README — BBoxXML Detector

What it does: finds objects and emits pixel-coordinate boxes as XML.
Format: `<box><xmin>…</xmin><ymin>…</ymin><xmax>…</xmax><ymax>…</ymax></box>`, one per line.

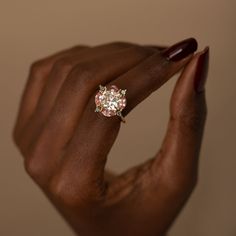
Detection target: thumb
<box><xmin>157</xmin><ymin>47</ymin><xmax>209</xmax><ymax>191</ymax></box>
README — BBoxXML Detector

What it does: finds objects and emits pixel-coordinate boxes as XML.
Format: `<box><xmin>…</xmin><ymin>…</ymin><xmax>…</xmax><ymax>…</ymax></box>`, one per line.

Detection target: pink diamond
<box><xmin>95</xmin><ymin>85</ymin><xmax>127</xmax><ymax>117</ymax></box>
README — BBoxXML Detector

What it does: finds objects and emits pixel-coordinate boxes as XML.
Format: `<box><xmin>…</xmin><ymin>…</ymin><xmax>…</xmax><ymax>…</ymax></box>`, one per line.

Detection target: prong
<box><xmin>116</xmin><ymin>111</ymin><xmax>126</xmax><ymax>123</ymax></box>
<box><xmin>95</xmin><ymin>106</ymin><xmax>101</xmax><ymax>112</ymax></box>
<box><xmin>120</xmin><ymin>89</ymin><xmax>127</xmax><ymax>96</ymax></box>
<box><xmin>99</xmin><ymin>85</ymin><xmax>106</xmax><ymax>92</ymax></box>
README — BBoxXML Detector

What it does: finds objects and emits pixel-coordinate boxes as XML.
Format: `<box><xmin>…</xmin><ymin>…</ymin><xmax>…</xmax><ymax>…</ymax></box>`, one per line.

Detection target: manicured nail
<box><xmin>162</xmin><ymin>38</ymin><xmax>198</xmax><ymax>62</ymax></box>
<box><xmin>194</xmin><ymin>47</ymin><xmax>209</xmax><ymax>93</ymax></box>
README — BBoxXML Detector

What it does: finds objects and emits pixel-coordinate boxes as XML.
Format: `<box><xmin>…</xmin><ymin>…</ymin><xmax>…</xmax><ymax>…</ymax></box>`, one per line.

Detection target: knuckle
<box><xmin>49</xmin><ymin>177</ymin><xmax>84</xmax><ymax>207</ymax></box>
<box><xmin>30</xmin><ymin>59</ymin><xmax>49</xmax><ymax>78</ymax></box>
<box><xmin>23</xmin><ymin>138</ymin><xmax>49</xmax><ymax>182</ymax></box>
<box><xmin>69</xmin><ymin>45</ymin><xmax>89</xmax><ymax>51</ymax></box>
<box><xmin>107</xmin><ymin>41</ymin><xmax>135</xmax><ymax>49</ymax></box>
<box><xmin>67</xmin><ymin>63</ymin><xmax>96</xmax><ymax>92</ymax></box>
<box><xmin>12</xmin><ymin>125</ymin><xmax>29</xmax><ymax>155</ymax></box>
<box><xmin>24</xmin><ymin>156</ymin><xmax>43</xmax><ymax>181</ymax></box>
<box><xmin>52</xmin><ymin>58</ymin><xmax>73</xmax><ymax>75</ymax></box>
<box><xmin>49</xmin><ymin>170</ymin><xmax>106</xmax><ymax>207</ymax></box>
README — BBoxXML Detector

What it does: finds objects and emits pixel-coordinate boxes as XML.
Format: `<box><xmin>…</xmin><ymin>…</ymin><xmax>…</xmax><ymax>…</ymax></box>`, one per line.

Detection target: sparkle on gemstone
<box><xmin>95</xmin><ymin>85</ymin><xmax>127</xmax><ymax>117</ymax></box>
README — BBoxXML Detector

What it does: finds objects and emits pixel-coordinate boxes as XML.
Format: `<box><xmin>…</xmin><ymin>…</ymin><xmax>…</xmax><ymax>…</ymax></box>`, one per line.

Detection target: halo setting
<box><xmin>95</xmin><ymin>85</ymin><xmax>127</xmax><ymax>122</ymax></box>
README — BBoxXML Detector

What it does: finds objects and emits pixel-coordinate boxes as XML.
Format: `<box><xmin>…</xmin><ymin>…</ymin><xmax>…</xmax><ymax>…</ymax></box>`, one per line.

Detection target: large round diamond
<box><xmin>95</xmin><ymin>85</ymin><xmax>127</xmax><ymax>117</ymax></box>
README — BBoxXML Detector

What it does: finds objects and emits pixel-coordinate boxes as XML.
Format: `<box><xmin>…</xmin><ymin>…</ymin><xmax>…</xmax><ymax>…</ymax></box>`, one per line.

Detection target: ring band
<box><xmin>95</xmin><ymin>85</ymin><xmax>127</xmax><ymax>123</ymax></box>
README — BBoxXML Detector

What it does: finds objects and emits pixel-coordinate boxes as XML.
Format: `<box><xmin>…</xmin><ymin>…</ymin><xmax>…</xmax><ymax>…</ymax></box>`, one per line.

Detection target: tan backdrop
<box><xmin>0</xmin><ymin>0</ymin><xmax>235</xmax><ymax>235</ymax></box>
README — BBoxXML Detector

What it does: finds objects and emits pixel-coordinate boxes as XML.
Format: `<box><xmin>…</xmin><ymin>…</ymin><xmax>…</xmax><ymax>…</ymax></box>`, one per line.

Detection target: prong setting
<box><xmin>95</xmin><ymin>106</ymin><xmax>101</xmax><ymax>112</ymax></box>
<box><xmin>120</xmin><ymin>89</ymin><xmax>127</xmax><ymax>96</ymax></box>
<box><xmin>95</xmin><ymin>85</ymin><xmax>127</xmax><ymax>122</ymax></box>
<box><xmin>99</xmin><ymin>85</ymin><xmax>106</xmax><ymax>92</ymax></box>
<box><xmin>116</xmin><ymin>111</ymin><xmax>126</xmax><ymax>123</ymax></box>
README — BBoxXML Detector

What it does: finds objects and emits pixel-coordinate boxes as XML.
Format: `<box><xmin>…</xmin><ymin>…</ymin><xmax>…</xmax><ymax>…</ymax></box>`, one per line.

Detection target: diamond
<box><xmin>95</xmin><ymin>85</ymin><xmax>127</xmax><ymax>117</ymax></box>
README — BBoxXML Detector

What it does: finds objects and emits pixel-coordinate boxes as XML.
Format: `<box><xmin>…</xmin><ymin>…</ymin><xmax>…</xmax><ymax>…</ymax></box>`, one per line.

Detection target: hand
<box><xmin>13</xmin><ymin>39</ymin><xmax>209</xmax><ymax>236</ymax></box>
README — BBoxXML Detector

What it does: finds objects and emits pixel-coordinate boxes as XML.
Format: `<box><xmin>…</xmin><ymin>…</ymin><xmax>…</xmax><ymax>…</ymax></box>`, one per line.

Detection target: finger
<box><xmin>25</xmin><ymin>46</ymin><xmax>155</xmax><ymax>185</ymax></box>
<box><xmin>103</xmin><ymin>47</ymin><xmax>209</xmax><ymax>236</ymax></box>
<box><xmin>28</xmin><ymin>42</ymin><xmax>138</xmax><ymax>124</ymax></box>
<box><xmin>145</xmin><ymin>45</ymin><xmax>168</xmax><ymax>51</ymax></box>
<box><xmin>14</xmin><ymin>42</ymin><xmax>137</xmax><ymax>140</ymax></box>
<box><xmin>28</xmin><ymin>43</ymin><xmax>163</xmax><ymax>126</ymax></box>
<box><xmin>14</xmin><ymin>45</ymin><xmax>89</xmax><ymax>139</ymax></box>
<box><xmin>52</xmin><ymin>38</ymin><xmax>198</xmax><ymax>202</ymax></box>
<box><xmin>109</xmin><ymin>38</ymin><xmax>197</xmax><ymax>115</ymax></box>
<box><xmin>154</xmin><ymin>47</ymin><xmax>209</xmax><ymax>190</ymax></box>
<box><xmin>128</xmin><ymin>47</ymin><xmax>209</xmax><ymax>234</ymax></box>
<box><xmin>17</xmin><ymin>43</ymin><xmax>144</xmax><ymax>154</ymax></box>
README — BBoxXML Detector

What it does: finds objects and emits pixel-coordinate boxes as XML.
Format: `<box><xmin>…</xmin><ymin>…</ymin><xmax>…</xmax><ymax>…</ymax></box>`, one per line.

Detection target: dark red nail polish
<box><xmin>162</xmin><ymin>38</ymin><xmax>198</xmax><ymax>61</ymax></box>
<box><xmin>194</xmin><ymin>47</ymin><xmax>209</xmax><ymax>93</ymax></box>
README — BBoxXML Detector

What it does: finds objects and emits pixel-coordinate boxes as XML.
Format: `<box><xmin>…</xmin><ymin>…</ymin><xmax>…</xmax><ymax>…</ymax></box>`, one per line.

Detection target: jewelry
<box><xmin>95</xmin><ymin>85</ymin><xmax>127</xmax><ymax>122</ymax></box>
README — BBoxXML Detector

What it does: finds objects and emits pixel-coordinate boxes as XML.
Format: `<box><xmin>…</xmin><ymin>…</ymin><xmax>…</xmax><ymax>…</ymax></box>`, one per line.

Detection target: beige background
<box><xmin>0</xmin><ymin>0</ymin><xmax>235</xmax><ymax>235</ymax></box>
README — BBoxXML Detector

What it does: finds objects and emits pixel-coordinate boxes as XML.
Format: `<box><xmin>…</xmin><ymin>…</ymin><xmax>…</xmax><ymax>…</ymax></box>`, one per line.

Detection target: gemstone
<box><xmin>95</xmin><ymin>85</ymin><xmax>127</xmax><ymax>117</ymax></box>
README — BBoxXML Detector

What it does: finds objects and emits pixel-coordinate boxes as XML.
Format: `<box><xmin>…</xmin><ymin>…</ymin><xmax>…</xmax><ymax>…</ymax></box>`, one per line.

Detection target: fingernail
<box><xmin>194</xmin><ymin>47</ymin><xmax>209</xmax><ymax>93</ymax></box>
<box><xmin>162</xmin><ymin>38</ymin><xmax>198</xmax><ymax>61</ymax></box>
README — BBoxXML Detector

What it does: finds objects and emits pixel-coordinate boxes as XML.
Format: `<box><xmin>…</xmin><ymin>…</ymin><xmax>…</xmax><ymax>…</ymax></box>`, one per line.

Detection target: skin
<box><xmin>13</xmin><ymin>42</ymin><xmax>207</xmax><ymax>236</ymax></box>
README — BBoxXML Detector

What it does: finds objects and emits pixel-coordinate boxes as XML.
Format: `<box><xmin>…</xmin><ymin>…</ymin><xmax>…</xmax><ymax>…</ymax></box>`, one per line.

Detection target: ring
<box><xmin>95</xmin><ymin>85</ymin><xmax>127</xmax><ymax>123</ymax></box>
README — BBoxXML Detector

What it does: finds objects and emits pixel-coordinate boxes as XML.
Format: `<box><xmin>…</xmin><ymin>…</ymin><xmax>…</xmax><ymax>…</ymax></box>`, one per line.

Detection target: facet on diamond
<box><xmin>95</xmin><ymin>85</ymin><xmax>127</xmax><ymax>117</ymax></box>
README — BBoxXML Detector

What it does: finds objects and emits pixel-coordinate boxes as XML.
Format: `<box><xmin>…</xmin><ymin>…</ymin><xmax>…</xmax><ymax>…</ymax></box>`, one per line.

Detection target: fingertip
<box><xmin>162</xmin><ymin>38</ymin><xmax>198</xmax><ymax>62</ymax></box>
<box><xmin>194</xmin><ymin>47</ymin><xmax>210</xmax><ymax>93</ymax></box>
<box><xmin>169</xmin><ymin>47</ymin><xmax>209</xmax><ymax>122</ymax></box>
<box><xmin>172</xmin><ymin>46</ymin><xmax>210</xmax><ymax>96</ymax></box>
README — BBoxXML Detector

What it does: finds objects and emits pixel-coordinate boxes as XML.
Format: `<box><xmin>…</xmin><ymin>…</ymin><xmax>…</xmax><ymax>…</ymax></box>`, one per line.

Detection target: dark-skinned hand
<box><xmin>13</xmin><ymin>38</ymin><xmax>209</xmax><ymax>236</ymax></box>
